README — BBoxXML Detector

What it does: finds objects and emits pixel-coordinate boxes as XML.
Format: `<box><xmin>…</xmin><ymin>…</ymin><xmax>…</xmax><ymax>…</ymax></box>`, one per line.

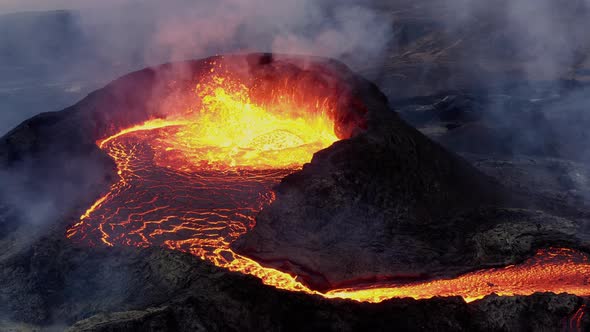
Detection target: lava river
<box><xmin>66</xmin><ymin>64</ymin><xmax>590</xmax><ymax>303</ymax></box>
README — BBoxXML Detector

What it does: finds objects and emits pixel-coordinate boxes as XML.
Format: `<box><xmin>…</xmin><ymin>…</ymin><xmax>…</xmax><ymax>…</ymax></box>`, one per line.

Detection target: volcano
<box><xmin>1</xmin><ymin>53</ymin><xmax>590</xmax><ymax>330</ymax></box>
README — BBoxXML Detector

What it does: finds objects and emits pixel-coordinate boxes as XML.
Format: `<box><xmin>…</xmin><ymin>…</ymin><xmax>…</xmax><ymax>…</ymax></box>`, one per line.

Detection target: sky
<box><xmin>0</xmin><ymin>0</ymin><xmax>135</xmax><ymax>13</ymax></box>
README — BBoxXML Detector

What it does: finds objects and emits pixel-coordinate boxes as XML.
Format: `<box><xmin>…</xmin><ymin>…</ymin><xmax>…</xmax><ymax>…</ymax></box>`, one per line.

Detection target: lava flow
<box><xmin>67</xmin><ymin>62</ymin><xmax>590</xmax><ymax>304</ymax></box>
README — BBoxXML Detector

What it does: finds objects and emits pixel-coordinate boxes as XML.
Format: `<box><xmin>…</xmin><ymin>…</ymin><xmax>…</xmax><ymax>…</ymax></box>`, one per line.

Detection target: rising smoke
<box><xmin>433</xmin><ymin>0</ymin><xmax>590</xmax><ymax>81</ymax></box>
<box><xmin>0</xmin><ymin>0</ymin><xmax>393</xmax><ymax>135</ymax></box>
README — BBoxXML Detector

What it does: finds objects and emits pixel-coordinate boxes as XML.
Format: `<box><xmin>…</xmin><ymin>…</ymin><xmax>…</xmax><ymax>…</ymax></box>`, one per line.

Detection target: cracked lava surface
<box><xmin>66</xmin><ymin>61</ymin><xmax>590</xmax><ymax>303</ymax></box>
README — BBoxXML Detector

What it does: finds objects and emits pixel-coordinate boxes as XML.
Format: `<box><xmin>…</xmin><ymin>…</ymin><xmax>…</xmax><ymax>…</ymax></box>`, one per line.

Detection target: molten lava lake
<box><xmin>66</xmin><ymin>60</ymin><xmax>590</xmax><ymax>304</ymax></box>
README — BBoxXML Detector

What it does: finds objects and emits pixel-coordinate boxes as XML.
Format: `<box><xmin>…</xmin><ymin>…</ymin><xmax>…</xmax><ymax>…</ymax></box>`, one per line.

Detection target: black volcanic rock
<box><xmin>232</xmin><ymin>74</ymin><xmax>585</xmax><ymax>290</ymax></box>
<box><xmin>1</xmin><ymin>53</ymin><xmax>590</xmax><ymax>330</ymax></box>
<box><xmin>0</xmin><ymin>235</ymin><xmax>584</xmax><ymax>331</ymax></box>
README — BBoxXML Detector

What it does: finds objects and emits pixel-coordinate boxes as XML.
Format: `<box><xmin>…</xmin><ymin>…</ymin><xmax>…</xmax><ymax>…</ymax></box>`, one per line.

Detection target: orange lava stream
<box><xmin>67</xmin><ymin>65</ymin><xmax>590</xmax><ymax>304</ymax></box>
<box><xmin>327</xmin><ymin>247</ymin><xmax>590</xmax><ymax>303</ymax></box>
<box><xmin>67</xmin><ymin>121</ymin><xmax>320</xmax><ymax>294</ymax></box>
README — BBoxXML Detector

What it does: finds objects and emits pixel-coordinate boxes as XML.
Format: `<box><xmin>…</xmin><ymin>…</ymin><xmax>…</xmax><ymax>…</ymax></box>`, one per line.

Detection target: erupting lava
<box><xmin>67</xmin><ymin>60</ymin><xmax>590</xmax><ymax>304</ymax></box>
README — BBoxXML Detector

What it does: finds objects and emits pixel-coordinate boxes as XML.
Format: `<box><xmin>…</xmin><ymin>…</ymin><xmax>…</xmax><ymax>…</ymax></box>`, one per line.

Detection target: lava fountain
<box><xmin>67</xmin><ymin>56</ymin><xmax>590</xmax><ymax>304</ymax></box>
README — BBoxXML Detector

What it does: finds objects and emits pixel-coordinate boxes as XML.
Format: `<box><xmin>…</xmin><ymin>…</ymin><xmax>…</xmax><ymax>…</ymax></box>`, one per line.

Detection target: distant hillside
<box><xmin>361</xmin><ymin>0</ymin><xmax>590</xmax><ymax>98</ymax></box>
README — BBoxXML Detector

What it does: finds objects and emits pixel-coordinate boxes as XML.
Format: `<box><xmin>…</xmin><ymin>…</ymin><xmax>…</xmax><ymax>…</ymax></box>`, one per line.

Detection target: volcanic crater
<box><xmin>2</xmin><ymin>53</ymin><xmax>590</xmax><ymax>330</ymax></box>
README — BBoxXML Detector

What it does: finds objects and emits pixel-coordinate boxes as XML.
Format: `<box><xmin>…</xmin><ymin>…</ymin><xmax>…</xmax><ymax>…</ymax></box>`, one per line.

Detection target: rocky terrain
<box><xmin>2</xmin><ymin>3</ymin><xmax>590</xmax><ymax>330</ymax></box>
<box><xmin>0</xmin><ymin>53</ymin><xmax>588</xmax><ymax>331</ymax></box>
<box><xmin>233</xmin><ymin>101</ymin><xmax>590</xmax><ymax>290</ymax></box>
<box><xmin>1</xmin><ymin>234</ymin><xmax>585</xmax><ymax>331</ymax></box>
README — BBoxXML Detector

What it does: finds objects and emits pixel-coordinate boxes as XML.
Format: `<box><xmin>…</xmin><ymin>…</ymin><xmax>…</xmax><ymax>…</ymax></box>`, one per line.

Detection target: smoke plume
<box><xmin>0</xmin><ymin>0</ymin><xmax>393</xmax><ymax>135</ymax></box>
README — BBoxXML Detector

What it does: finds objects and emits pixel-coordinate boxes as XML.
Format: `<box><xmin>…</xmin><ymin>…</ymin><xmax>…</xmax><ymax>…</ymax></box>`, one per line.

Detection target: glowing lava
<box><xmin>327</xmin><ymin>247</ymin><xmax>590</xmax><ymax>303</ymax></box>
<box><xmin>67</xmin><ymin>61</ymin><xmax>590</xmax><ymax>304</ymax></box>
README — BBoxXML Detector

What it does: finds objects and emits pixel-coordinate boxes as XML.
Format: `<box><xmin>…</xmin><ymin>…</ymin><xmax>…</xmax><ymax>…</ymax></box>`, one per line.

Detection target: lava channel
<box><xmin>67</xmin><ymin>63</ymin><xmax>590</xmax><ymax>303</ymax></box>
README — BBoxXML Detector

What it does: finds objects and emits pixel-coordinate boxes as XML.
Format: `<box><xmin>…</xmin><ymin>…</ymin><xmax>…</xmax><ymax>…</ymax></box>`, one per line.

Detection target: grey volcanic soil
<box><xmin>0</xmin><ymin>53</ymin><xmax>589</xmax><ymax>331</ymax></box>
